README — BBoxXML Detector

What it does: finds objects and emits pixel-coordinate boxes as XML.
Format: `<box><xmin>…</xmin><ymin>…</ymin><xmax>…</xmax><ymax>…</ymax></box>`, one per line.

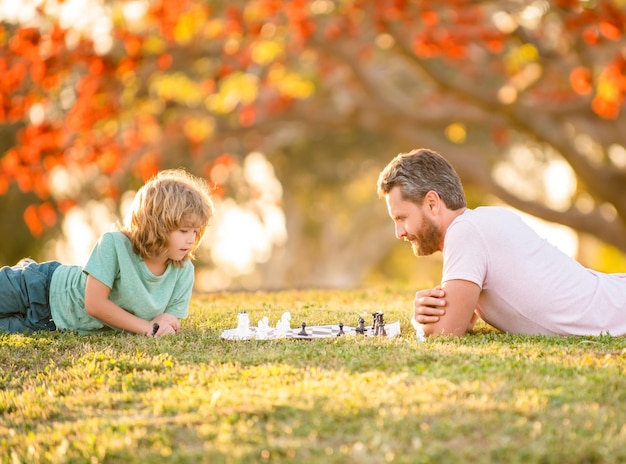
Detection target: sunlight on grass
<box><xmin>2</xmin><ymin>287</ymin><xmax>626</xmax><ymax>463</ymax></box>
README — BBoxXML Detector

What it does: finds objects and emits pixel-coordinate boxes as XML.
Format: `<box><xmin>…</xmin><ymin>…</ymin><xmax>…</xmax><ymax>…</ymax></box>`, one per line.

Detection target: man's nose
<box><xmin>395</xmin><ymin>223</ymin><xmax>406</xmax><ymax>240</ymax></box>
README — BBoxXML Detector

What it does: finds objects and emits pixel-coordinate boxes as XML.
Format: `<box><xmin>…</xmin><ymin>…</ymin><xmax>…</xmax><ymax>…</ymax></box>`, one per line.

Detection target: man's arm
<box><xmin>414</xmin><ymin>279</ymin><xmax>481</xmax><ymax>337</ymax></box>
<box><xmin>414</xmin><ymin>286</ymin><xmax>446</xmax><ymax>323</ymax></box>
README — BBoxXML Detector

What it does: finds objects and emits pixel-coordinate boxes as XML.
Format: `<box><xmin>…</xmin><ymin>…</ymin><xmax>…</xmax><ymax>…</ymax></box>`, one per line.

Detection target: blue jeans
<box><xmin>0</xmin><ymin>259</ymin><xmax>61</xmax><ymax>333</ymax></box>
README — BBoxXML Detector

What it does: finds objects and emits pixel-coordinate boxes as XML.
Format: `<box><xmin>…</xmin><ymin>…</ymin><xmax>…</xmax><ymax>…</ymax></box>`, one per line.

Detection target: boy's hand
<box><xmin>414</xmin><ymin>286</ymin><xmax>446</xmax><ymax>324</ymax></box>
<box><xmin>148</xmin><ymin>314</ymin><xmax>181</xmax><ymax>337</ymax></box>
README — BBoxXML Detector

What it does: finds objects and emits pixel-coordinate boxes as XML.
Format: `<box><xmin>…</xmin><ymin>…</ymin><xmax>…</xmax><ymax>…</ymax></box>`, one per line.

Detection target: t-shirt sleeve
<box><xmin>164</xmin><ymin>262</ymin><xmax>194</xmax><ymax>319</ymax></box>
<box><xmin>83</xmin><ymin>232</ymin><xmax>120</xmax><ymax>289</ymax></box>
<box><xmin>442</xmin><ymin>219</ymin><xmax>488</xmax><ymax>290</ymax></box>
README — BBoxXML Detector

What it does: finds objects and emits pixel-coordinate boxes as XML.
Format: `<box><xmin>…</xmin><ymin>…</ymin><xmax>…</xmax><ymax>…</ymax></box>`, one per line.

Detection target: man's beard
<box><xmin>407</xmin><ymin>215</ymin><xmax>442</xmax><ymax>256</ymax></box>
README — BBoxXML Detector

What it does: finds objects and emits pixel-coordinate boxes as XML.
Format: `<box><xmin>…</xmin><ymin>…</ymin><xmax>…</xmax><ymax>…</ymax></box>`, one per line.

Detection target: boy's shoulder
<box><xmin>99</xmin><ymin>230</ymin><xmax>128</xmax><ymax>241</ymax></box>
<box><xmin>96</xmin><ymin>231</ymin><xmax>132</xmax><ymax>248</ymax></box>
<box><xmin>90</xmin><ymin>231</ymin><xmax>134</xmax><ymax>263</ymax></box>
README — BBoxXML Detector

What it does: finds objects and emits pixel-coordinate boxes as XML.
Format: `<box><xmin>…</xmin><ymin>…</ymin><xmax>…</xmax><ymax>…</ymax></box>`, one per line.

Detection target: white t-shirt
<box><xmin>442</xmin><ymin>207</ymin><xmax>626</xmax><ymax>336</ymax></box>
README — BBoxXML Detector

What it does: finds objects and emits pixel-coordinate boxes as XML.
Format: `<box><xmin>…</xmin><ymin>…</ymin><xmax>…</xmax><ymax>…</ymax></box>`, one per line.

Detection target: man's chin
<box><xmin>412</xmin><ymin>244</ymin><xmax>433</xmax><ymax>256</ymax></box>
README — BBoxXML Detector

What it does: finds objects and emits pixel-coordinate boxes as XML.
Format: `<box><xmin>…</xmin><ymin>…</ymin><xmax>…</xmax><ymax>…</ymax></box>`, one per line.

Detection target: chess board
<box><xmin>220</xmin><ymin>321</ymin><xmax>401</xmax><ymax>340</ymax></box>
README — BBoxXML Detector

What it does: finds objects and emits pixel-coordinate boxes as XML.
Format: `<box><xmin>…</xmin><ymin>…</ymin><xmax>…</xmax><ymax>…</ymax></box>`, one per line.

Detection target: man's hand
<box><xmin>414</xmin><ymin>286</ymin><xmax>446</xmax><ymax>324</ymax></box>
<box><xmin>415</xmin><ymin>280</ymin><xmax>481</xmax><ymax>337</ymax></box>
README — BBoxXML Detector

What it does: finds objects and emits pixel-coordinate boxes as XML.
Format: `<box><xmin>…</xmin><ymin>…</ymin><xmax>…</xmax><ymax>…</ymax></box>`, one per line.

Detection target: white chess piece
<box><xmin>281</xmin><ymin>311</ymin><xmax>292</xmax><ymax>329</ymax></box>
<box><xmin>411</xmin><ymin>317</ymin><xmax>426</xmax><ymax>343</ymax></box>
<box><xmin>275</xmin><ymin>311</ymin><xmax>291</xmax><ymax>337</ymax></box>
<box><xmin>237</xmin><ymin>312</ymin><xmax>251</xmax><ymax>338</ymax></box>
<box><xmin>256</xmin><ymin>316</ymin><xmax>270</xmax><ymax>340</ymax></box>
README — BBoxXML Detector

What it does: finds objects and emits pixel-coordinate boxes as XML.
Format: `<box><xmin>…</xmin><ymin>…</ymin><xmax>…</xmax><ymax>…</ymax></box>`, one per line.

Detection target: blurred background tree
<box><xmin>0</xmin><ymin>0</ymin><xmax>625</xmax><ymax>290</ymax></box>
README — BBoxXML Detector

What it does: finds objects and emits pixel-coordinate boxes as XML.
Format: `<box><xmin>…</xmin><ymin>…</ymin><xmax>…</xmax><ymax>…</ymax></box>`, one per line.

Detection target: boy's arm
<box><xmin>413</xmin><ymin>279</ymin><xmax>480</xmax><ymax>337</ymax></box>
<box><xmin>84</xmin><ymin>275</ymin><xmax>178</xmax><ymax>336</ymax></box>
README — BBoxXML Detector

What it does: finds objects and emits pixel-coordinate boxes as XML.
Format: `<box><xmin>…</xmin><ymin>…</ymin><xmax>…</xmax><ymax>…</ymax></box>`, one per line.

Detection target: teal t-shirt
<box><xmin>49</xmin><ymin>231</ymin><xmax>194</xmax><ymax>333</ymax></box>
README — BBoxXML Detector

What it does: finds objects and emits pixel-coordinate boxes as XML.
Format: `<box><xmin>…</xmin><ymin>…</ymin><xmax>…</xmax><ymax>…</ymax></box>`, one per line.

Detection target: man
<box><xmin>377</xmin><ymin>148</ymin><xmax>626</xmax><ymax>337</ymax></box>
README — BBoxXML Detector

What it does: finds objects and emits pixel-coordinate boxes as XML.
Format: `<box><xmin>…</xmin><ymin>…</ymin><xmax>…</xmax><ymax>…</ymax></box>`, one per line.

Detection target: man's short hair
<box><xmin>377</xmin><ymin>148</ymin><xmax>467</xmax><ymax>209</ymax></box>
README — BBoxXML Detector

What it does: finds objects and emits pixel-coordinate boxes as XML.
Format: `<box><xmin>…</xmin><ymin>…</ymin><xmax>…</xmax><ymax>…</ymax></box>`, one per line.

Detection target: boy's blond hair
<box><xmin>120</xmin><ymin>169</ymin><xmax>214</xmax><ymax>266</ymax></box>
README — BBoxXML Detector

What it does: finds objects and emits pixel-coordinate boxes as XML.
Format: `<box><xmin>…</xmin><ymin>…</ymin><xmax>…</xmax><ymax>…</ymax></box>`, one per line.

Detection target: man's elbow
<box><xmin>422</xmin><ymin>323</ymin><xmax>467</xmax><ymax>338</ymax></box>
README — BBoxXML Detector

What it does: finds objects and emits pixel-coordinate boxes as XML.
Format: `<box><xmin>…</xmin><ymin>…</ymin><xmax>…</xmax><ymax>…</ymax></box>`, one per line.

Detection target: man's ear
<box><xmin>423</xmin><ymin>190</ymin><xmax>441</xmax><ymax>214</ymax></box>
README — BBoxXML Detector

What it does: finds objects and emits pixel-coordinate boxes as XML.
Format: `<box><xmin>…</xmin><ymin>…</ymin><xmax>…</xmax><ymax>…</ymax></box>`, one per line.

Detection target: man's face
<box><xmin>385</xmin><ymin>186</ymin><xmax>442</xmax><ymax>256</ymax></box>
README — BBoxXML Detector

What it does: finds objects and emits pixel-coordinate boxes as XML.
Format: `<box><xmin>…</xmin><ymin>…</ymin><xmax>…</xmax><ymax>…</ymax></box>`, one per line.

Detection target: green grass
<box><xmin>1</xmin><ymin>286</ymin><xmax>626</xmax><ymax>463</ymax></box>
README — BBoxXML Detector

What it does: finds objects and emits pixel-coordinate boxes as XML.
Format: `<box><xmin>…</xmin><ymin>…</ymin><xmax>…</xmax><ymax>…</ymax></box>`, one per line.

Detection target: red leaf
<box><xmin>420</xmin><ymin>10</ymin><xmax>439</xmax><ymax>27</ymax></box>
<box><xmin>570</xmin><ymin>67</ymin><xmax>592</xmax><ymax>95</ymax></box>
<box><xmin>599</xmin><ymin>21</ymin><xmax>621</xmax><ymax>41</ymax></box>
<box><xmin>39</xmin><ymin>203</ymin><xmax>57</xmax><ymax>227</ymax></box>
<box><xmin>30</xmin><ymin>58</ymin><xmax>46</xmax><ymax>83</ymax></box>
<box><xmin>24</xmin><ymin>205</ymin><xmax>43</xmax><ymax>237</ymax></box>
<box><xmin>157</xmin><ymin>53</ymin><xmax>173</xmax><ymax>70</ymax></box>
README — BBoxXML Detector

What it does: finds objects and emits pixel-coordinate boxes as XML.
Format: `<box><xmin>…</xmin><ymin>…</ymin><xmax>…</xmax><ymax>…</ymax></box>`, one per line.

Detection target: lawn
<box><xmin>1</xmin><ymin>286</ymin><xmax>625</xmax><ymax>463</ymax></box>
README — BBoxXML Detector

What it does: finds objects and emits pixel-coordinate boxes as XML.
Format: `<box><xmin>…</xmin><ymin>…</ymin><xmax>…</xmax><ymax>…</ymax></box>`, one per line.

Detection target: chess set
<box><xmin>220</xmin><ymin>311</ymin><xmax>401</xmax><ymax>340</ymax></box>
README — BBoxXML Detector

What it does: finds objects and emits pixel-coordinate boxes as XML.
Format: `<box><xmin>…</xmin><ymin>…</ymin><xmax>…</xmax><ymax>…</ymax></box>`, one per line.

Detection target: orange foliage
<box><xmin>24</xmin><ymin>205</ymin><xmax>43</xmax><ymax>237</ymax></box>
<box><xmin>582</xmin><ymin>28</ymin><xmax>600</xmax><ymax>45</ymax></box>
<box><xmin>157</xmin><ymin>53</ymin><xmax>173</xmax><ymax>70</ymax></box>
<box><xmin>124</xmin><ymin>36</ymin><xmax>143</xmax><ymax>57</ymax></box>
<box><xmin>593</xmin><ymin>56</ymin><xmax>626</xmax><ymax>119</ymax></box>
<box><xmin>599</xmin><ymin>21</ymin><xmax>621</xmax><ymax>41</ymax></box>
<box><xmin>98</xmin><ymin>145</ymin><xmax>122</xmax><ymax>174</ymax></box>
<box><xmin>147</xmin><ymin>0</ymin><xmax>193</xmax><ymax>40</ymax></box>
<box><xmin>1</xmin><ymin>0</ymin><xmax>625</xmax><ymax>238</ymax></box>
<box><xmin>570</xmin><ymin>67</ymin><xmax>592</xmax><ymax>95</ymax></box>
<box><xmin>24</xmin><ymin>202</ymin><xmax>56</xmax><ymax>237</ymax></box>
<box><xmin>420</xmin><ymin>10</ymin><xmax>439</xmax><ymax>27</ymax></box>
<box><xmin>0</xmin><ymin>176</ymin><xmax>8</xmax><ymax>195</ymax></box>
<box><xmin>239</xmin><ymin>104</ymin><xmax>256</xmax><ymax>127</ymax></box>
<box><xmin>132</xmin><ymin>151</ymin><xmax>161</xmax><ymax>181</ymax></box>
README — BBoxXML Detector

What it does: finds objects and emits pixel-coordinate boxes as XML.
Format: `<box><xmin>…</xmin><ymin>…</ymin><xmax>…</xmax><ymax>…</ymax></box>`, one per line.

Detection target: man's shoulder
<box><xmin>463</xmin><ymin>206</ymin><xmax>516</xmax><ymax>219</ymax></box>
<box><xmin>448</xmin><ymin>207</ymin><xmax>529</xmax><ymax>245</ymax></box>
<box><xmin>453</xmin><ymin>207</ymin><xmax>521</xmax><ymax>229</ymax></box>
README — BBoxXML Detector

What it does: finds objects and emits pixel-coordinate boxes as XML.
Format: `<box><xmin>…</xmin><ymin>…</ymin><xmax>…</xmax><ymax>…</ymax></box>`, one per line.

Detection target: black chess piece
<box><xmin>298</xmin><ymin>322</ymin><xmax>309</xmax><ymax>336</ymax></box>
<box><xmin>356</xmin><ymin>317</ymin><xmax>365</xmax><ymax>335</ymax></box>
<box><xmin>372</xmin><ymin>312</ymin><xmax>379</xmax><ymax>335</ymax></box>
<box><xmin>374</xmin><ymin>311</ymin><xmax>387</xmax><ymax>336</ymax></box>
<box><xmin>337</xmin><ymin>322</ymin><xmax>344</xmax><ymax>336</ymax></box>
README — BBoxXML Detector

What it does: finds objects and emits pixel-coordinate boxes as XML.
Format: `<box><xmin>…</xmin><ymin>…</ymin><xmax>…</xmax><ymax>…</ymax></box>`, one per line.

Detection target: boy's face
<box><xmin>167</xmin><ymin>227</ymin><xmax>199</xmax><ymax>261</ymax></box>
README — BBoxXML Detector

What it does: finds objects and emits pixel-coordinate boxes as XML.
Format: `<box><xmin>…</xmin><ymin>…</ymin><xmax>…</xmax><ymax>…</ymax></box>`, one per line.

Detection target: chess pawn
<box><xmin>275</xmin><ymin>318</ymin><xmax>288</xmax><ymax>337</ymax></box>
<box><xmin>298</xmin><ymin>321</ymin><xmax>309</xmax><ymax>336</ymax></box>
<box><xmin>356</xmin><ymin>317</ymin><xmax>365</xmax><ymax>335</ymax></box>
<box><xmin>281</xmin><ymin>311</ymin><xmax>292</xmax><ymax>330</ymax></box>
<box><xmin>411</xmin><ymin>317</ymin><xmax>426</xmax><ymax>343</ymax></box>
<box><xmin>256</xmin><ymin>316</ymin><xmax>270</xmax><ymax>340</ymax></box>
<box><xmin>237</xmin><ymin>311</ymin><xmax>251</xmax><ymax>338</ymax></box>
